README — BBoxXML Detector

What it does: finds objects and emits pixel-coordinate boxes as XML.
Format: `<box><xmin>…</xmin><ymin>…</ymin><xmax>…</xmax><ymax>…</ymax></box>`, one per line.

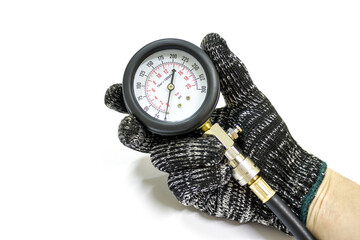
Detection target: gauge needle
<box><xmin>164</xmin><ymin>69</ymin><xmax>176</xmax><ymax>120</ymax></box>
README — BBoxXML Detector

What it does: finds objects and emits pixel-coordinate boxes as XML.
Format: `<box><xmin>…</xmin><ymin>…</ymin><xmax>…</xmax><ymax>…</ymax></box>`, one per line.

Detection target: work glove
<box><xmin>105</xmin><ymin>33</ymin><xmax>327</xmax><ymax>234</ymax></box>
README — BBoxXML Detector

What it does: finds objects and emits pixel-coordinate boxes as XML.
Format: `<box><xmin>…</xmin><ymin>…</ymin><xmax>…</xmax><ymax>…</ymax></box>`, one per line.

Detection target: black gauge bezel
<box><xmin>122</xmin><ymin>38</ymin><xmax>219</xmax><ymax>136</ymax></box>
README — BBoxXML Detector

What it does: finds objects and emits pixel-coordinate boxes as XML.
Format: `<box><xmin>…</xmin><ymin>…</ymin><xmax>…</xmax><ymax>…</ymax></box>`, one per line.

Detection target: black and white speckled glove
<box><xmin>105</xmin><ymin>33</ymin><xmax>327</xmax><ymax>234</ymax></box>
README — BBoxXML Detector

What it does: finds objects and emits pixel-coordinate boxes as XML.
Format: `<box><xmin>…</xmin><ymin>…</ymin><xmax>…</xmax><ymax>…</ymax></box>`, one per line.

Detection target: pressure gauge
<box><xmin>122</xmin><ymin>39</ymin><xmax>219</xmax><ymax>136</ymax></box>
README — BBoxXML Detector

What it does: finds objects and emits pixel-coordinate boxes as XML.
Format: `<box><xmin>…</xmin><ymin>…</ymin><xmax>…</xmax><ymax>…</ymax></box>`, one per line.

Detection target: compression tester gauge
<box><xmin>122</xmin><ymin>39</ymin><xmax>315</xmax><ymax>240</ymax></box>
<box><xmin>122</xmin><ymin>39</ymin><xmax>219</xmax><ymax>136</ymax></box>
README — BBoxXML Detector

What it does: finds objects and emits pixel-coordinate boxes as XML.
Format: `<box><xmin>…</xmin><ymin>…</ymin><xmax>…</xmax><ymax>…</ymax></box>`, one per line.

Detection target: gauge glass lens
<box><xmin>133</xmin><ymin>49</ymin><xmax>208</xmax><ymax>122</ymax></box>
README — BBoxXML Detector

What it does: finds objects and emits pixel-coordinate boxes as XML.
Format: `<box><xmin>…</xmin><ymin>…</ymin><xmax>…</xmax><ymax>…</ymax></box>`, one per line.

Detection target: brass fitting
<box><xmin>200</xmin><ymin>120</ymin><xmax>276</xmax><ymax>202</ymax></box>
<box><xmin>198</xmin><ymin>120</ymin><xmax>212</xmax><ymax>132</ymax></box>
<box><xmin>249</xmin><ymin>176</ymin><xmax>275</xmax><ymax>203</ymax></box>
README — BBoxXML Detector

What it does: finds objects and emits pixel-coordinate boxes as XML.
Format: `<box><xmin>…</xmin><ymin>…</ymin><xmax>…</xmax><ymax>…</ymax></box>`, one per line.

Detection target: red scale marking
<box><xmin>145</xmin><ymin>62</ymin><xmax>196</xmax><ymax>113</ymax></box>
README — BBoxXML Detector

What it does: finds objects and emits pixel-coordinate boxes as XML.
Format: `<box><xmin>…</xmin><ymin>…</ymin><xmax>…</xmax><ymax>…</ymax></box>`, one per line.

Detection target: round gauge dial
<box><xmin>134</xmin><ymin>49</ymin><xmax>208</xmax><ymax>122</ymax></box>
<box><xmin>123</xmin><ymin>39</ymin><xmax>219</xmax><ymax>136</ymax></box>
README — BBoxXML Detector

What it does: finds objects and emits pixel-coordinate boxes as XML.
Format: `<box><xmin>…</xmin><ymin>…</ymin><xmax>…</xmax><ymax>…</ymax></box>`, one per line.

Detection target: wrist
<box><xmin>306</xmin><ymin>168</ymin><xmax>332</xmax><ymax>234</ymax></box>
<box><xmin>299</xmin><ymin>161</ymin><xmax>327</xmax><ymax>223</ymax></box>
<box><xmin>306</xmin><ymin>168</ymin><xmax>360</xmax><ymax>240</ymax></box>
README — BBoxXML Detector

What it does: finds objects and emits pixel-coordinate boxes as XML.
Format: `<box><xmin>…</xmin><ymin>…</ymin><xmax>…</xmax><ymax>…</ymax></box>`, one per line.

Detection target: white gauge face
<box><xmin>133</xmin><ymin>49</ymin><xmax>208</xmax><ymax>122</ymax></box>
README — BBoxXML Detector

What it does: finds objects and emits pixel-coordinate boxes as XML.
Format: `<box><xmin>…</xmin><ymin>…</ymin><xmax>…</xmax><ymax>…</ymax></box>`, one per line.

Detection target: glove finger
<box><xmin>150</xmin><ymin>134</ymin><xmax>225</xmax><ymax>173</ymax></box>
<box><xmin>117</xmin><ymin>107</ymin><xmax>230</xmax><ymax>155</ymax></box>
<box><xmin>168</xmin><ymin>165</ymin><xmax>231</xmax><ymax>206</ymax></box>
<box><xmin>118</xmin><ymin>115</ymin><xmax>157</xmax><ymax>153</ymax></box>
<box><xmin>105</xmin><ymin>83</ymin><xmax>128</xmax><ymax>113</ymax></box>
<box><xmin>201</xmin><ymin>33</ymin><xmax>263</xmax><ymax>107</ymax></box>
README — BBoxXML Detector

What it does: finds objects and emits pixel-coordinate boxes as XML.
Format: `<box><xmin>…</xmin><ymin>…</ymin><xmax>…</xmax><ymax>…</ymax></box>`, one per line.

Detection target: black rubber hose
<box><xmin>265</xmin><ymin>194</ymin><xmax>316</xmax><ymax>240</ymax></box>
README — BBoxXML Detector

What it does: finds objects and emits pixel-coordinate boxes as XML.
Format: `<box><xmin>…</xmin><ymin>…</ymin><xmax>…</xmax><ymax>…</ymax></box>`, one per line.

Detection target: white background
<box><xmin>1</xmin><ymin>1</ymin><xmax>359</xmax><ymax>239</ymax></box>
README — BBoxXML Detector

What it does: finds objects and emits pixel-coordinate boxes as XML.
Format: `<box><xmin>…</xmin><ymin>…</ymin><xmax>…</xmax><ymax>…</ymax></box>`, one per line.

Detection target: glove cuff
<box><xmin>259</xmin><ymin>143</ymin><xmax>327</xmax><ymax>225</ymax></box>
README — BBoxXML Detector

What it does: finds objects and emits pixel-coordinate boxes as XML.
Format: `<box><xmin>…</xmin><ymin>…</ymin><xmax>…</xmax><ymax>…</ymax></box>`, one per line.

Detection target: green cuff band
<box><xmin>299</xmin><ymin>161</ymin><xmax>327</xmax><ymax>224</ymax></box>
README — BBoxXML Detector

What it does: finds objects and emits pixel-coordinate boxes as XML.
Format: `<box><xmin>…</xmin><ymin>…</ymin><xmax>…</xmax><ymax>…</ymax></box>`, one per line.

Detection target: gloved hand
<box><xmin>105</xmin><ymin>33</ymin><xmax>327</xmax><ymax>234</ymax></box>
